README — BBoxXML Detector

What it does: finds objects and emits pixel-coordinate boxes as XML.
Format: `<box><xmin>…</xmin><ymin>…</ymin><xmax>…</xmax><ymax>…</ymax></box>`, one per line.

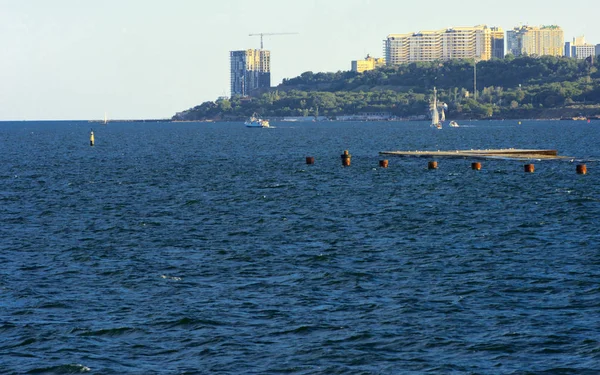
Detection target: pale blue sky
<box><xmin>0</xmin><ymin>0</ymin><xmax>597</xmax><ymax>120</ymax></box>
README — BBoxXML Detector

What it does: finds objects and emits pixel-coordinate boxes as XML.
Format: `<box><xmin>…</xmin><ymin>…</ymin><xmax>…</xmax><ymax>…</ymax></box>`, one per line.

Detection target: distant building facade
<box><xmin>351</xmin><ymin>55</ymin><xmax>386</xmax><ymax>73</ymax></box>
<box><xmin>490</xmin><ymin>27</ymin><xmax>505</xmax><ymax>58</ymax></box>
<box><xmin>230</xmin><ymin>49</ymin><xmax>271</xmax><ymax>97</ymax></box>
<box><xmin>506</xmin><ymin>25</ymin><xmax>564</xmax><ymax>56</ymax></box>
<box><xmin>565</xmin><ymin>36</ymin><xmax>596</xmax><ymax>59</ymax></box>
<box><xmin>384</xmin><ymin>25</ymin><xmax>503</xmax><ymax>65</ymax></box>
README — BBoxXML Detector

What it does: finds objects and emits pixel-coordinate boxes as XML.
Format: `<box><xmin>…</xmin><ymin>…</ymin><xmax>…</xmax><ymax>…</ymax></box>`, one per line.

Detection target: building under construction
<box><xmin>230</xmin><ymin>33</ymin><xmax>297</xmax><ymax>97</ymax></box>
<box><xmin>230</xmin><ymin>49</ymin><xmax>271</xmax><ymax>97</ymax></box>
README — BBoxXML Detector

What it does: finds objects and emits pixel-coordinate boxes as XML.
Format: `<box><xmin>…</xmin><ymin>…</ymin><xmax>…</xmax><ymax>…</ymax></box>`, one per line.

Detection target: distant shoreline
<box><xmin>2</xmin><ymin>117</ymin><xmax>599</xmax><ymax>123</ymax></box>
<box><xmin>0</xmin><ymin>119</ymin><xmax>173</xmax><ymax>123</ymax></box>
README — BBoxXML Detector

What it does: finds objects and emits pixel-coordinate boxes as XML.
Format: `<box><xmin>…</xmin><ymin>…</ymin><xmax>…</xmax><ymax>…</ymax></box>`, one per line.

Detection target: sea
<box><xmin>0</xmin><ymin>120</ymin><xmax>599</xmax><ymax>374</ymax></box>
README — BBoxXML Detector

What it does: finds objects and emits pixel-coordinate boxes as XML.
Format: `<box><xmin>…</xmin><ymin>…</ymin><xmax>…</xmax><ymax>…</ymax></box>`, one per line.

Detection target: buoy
<box><xmin>306</xmin><ymin>156</ymin><xmax>315</xmax><ymax>165</ymax></box>
<box><xmin>90</xmin><ymin>130</ymin><xmax>94</xmax><ymax>146</ymax></box>
<box><xmin>341</xmin><ymin>150</ymin><xmax>351</xmax><ymax>167</ymax></box>
<box><xmin>576</xmin><ymin>164</ymin><xmax>587</xmax><ymax>175</ymax></box>
<box><xmin>472</xmin><ymin>162</ymin><xmax>482</xmax><ymax>171</ymax></box>
<box><xmin>518</xmin><ymin>121</ymin><xmax>522</xmax><ymax>125</ymax></box>
<box><xmin>379</xmin><ymin>160</ymin><xmax>389</xmax><ymax>168</ymax></box>
<box><xmin>524</xmin><ymin>164</ymin><xmax>535</xmax><ymax>173</ymax></box>
<box><xmin>428</xmin><ymin>161</ymin><xmax>438</xmax><ymax>170</ymax></box>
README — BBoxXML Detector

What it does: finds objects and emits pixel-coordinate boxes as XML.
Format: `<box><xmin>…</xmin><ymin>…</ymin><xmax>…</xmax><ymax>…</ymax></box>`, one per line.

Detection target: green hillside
<box><xmin>174</xmin><ymin>55</ymin><xmax>600</xmax><ymax>121</ymax></box>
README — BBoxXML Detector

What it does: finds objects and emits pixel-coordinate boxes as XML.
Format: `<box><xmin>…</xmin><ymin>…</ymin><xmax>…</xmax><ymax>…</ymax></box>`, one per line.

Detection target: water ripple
<box><xmin>1</xmin><ymin>121</ymin><xmax>599</xmax><ymax>374</ymax></box>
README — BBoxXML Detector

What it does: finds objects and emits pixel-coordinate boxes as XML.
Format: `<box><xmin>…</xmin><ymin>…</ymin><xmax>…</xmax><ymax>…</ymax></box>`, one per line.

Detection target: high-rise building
<box><xmin>230</xmin><ymin>49</ymin><xmax>271</xmax><ymax>97</ymax></box>
<box><xmin>565</xmin><ymin>41</ymin><xmax>572</xmax><ymax>57</ymax></box>
<box><xmin>384</xmin><ymin>25</ymin><xmax>502</xmax><ymax>65</ymax></box>
<box><xmin>506</xmin><ymin>25</ymin><xmax>564</xmax><ymax>57</ymax></box>
<box><xmin>566</xmin><ymin>36</ymin><xmax>596</xmax><ymax>60</ymax></box>
<box><xmin>490</xmin><ymin>27</ymin><xmax>505</xmax><ymax>59</ymax></box>
<box><xmin>351</xmin><ymin>55</ymin><xmax>386</xmax><ymax>73</ymax></box>
<box><xmin>506</xmin><ymin>30</ymin><xmax>522</xmax><ymax>56</ymax></box>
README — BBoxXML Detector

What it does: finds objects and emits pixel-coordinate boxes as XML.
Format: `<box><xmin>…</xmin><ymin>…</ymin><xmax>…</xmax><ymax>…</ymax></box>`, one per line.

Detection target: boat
<box><xmin>245</xmin><ymin>113</ymin><xmax>270</xmax><ymax>128</ymax></box>
<box><xmin>449</xmin><ymin>121</ymin><xmax>459</xmax><ymax>127</ymax></box>
<box><xmin>430</xmin><ymin>87</ymin><xmax>442</xmax><ymax>129</ymax></box>
<box><xmin>103</xmin><ymin>112</ymin><xmax>108</xmax><ymax>125</ymax></box>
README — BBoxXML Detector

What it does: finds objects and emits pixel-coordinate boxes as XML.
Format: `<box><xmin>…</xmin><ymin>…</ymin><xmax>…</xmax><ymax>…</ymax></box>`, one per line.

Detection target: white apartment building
<box><xmin>384</xmin><ymin>25</ymin><xmax>502</xmax><ymax>65</ymax></box>
<box><xmin>565</xmin><ymin>36</ymin><xmax>596</xmax><ymax>59</ymax></box>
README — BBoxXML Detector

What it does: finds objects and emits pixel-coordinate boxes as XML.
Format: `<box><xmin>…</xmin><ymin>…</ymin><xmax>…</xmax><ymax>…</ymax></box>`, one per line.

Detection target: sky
<box><xmin>1</xmin><ymin>0</ymin><xmax>598</xmax><ymax>121</ymax></box>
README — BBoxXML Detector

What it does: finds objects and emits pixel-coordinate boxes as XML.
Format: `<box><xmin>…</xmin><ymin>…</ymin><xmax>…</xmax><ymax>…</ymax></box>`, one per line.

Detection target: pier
<box><xmin>379</xmin><ymin>149</ymin><xmax>573</xmax><ymax>161</ymax></box>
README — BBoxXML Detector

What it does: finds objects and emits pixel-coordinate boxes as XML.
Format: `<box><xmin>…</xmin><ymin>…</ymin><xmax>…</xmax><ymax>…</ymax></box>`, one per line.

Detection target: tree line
<box><xmin>173</xmin><ymin>55</ymin><xmax>600</xmax><ymax>121</ymax></box>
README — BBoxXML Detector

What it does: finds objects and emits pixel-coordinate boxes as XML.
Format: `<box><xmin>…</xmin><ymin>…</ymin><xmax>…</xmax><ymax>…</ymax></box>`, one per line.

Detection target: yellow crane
<box><xmin>249</xmin><ymin>32</ymin><xmax>298</xmax><ymax>49</ymax></box>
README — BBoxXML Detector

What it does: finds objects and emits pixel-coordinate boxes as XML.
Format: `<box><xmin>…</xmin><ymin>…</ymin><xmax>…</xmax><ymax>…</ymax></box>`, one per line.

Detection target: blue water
<box><xmin>1</xmin><ymin>120</ymin><xmax>599</xmax><ymax>374</ymax></box>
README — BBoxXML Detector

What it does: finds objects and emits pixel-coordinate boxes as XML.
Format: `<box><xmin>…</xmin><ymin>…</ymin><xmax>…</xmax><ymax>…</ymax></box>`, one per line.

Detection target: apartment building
<box><xmin>506</xmin><ymin>25</ymin><xmax>564</xmax><ymax>56</ymax></box>
<box><xmin>230</xmin><ymin>49</ymin><xmax>271</xmax><ymax>97</ymax></box>
<box><xmin>565</xmin><ymin>36</ymin><xmax>596</xmax><ymax>59</ymax></box>
<box><xmin>351</xmin><ymin>55</ymin><xmax>386</xmax><ymax>73</ymax></box>
<box><xmin>490</xmin><ymin>27</ymin><xmax>505</xmax><ymax>59</ymax></box>
<box><xmin>384</xmin><ymin>25</ymin><xmax>503</xmax><ymax>65</ymax></box>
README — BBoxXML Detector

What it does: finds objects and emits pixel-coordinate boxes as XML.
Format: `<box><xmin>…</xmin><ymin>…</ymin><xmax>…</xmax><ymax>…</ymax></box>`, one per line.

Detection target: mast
<box><xmin>431</xmin><ymin>87</ymin><xmax>439</xmax><ymax>125</ymax></box>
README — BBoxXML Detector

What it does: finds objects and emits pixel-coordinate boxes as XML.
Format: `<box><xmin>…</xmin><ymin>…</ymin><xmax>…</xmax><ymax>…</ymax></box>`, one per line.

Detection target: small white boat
<box><xmin>449</xmin><ymin>121</ymin><xmax>459</xmax><ymax>127</ymax></box>
<box><xmin>245</xmin><ymin>113</ymin><xmax>269</xmax><ymax>128</ymax></box>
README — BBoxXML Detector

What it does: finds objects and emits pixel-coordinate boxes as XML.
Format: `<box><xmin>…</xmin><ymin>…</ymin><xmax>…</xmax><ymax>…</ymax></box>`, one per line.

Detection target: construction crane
<box><xmin>249</xmin><ymin>32</ymin><xmax>298</xmax><ymax>49</ymax></box>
